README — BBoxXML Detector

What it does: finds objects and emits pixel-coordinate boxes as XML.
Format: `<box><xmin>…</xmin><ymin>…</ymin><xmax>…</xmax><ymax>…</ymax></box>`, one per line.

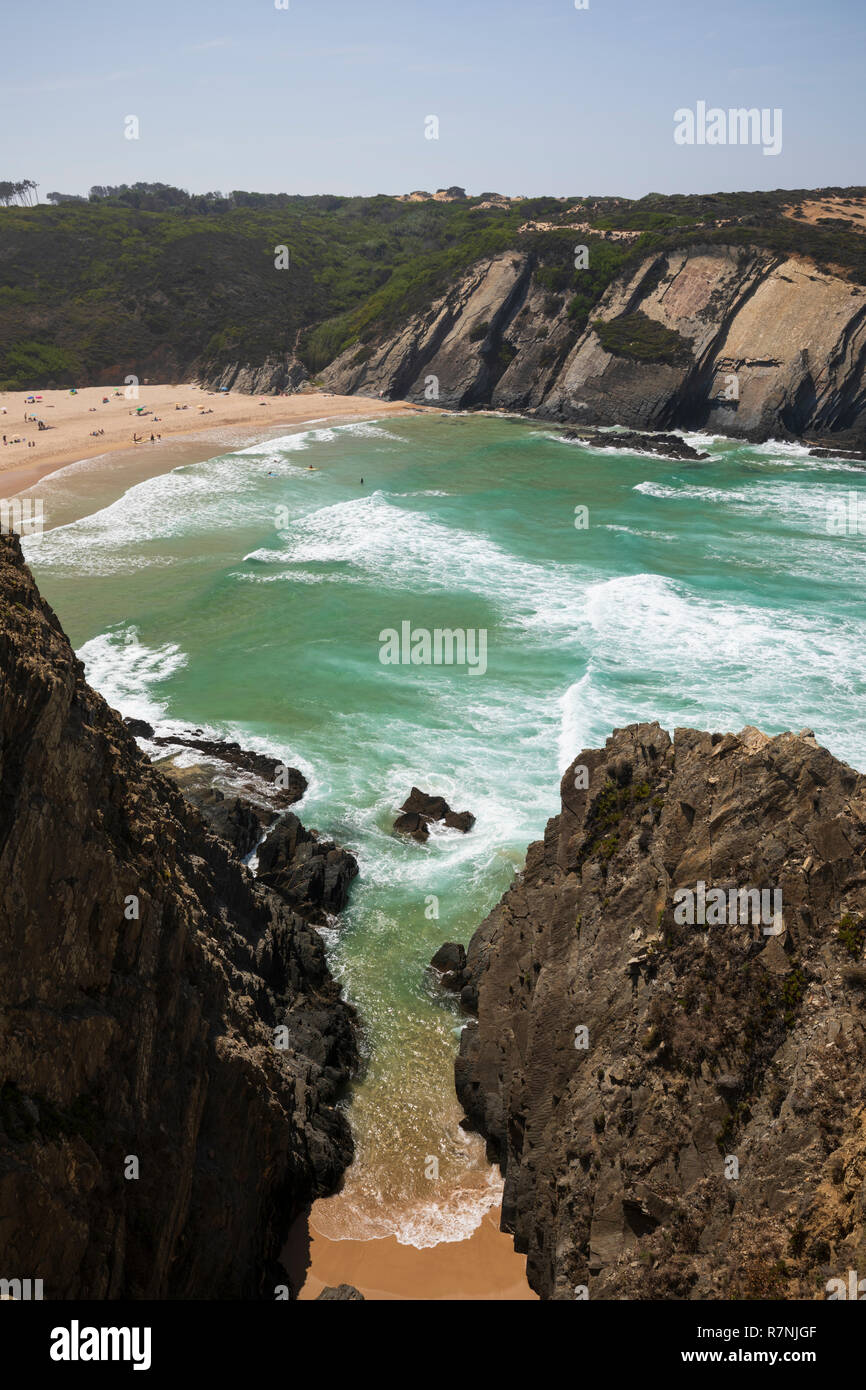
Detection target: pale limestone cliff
<box><xmin>321</xmin><ymin>247</ymin><xmax>866</xmax><ymax>442</ymax></box>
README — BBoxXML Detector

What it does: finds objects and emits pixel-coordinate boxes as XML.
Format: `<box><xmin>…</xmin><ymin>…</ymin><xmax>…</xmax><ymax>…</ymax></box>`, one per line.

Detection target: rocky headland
<box><xmin>0</xmin><ymin>533</ymin><xmax>359</xmax><ymax>1298</ymax></box>
<box><xmin>454</xmin><ymin>722</ymin><xmax>866</xmax><ymax>1299</ymax></box>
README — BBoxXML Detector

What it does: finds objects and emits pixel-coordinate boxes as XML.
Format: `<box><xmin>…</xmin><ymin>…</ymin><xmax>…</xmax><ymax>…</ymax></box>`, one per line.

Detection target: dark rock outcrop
<box><xmin>560</xmin><ymin>428</ymin><xmax>710</xmax><ymax>461</ymax></box>
<box><xmin>429</xmin><ymin>942</ymin><xmax>468</xmax><ymax>992</ymax></box>
<box><xmin>178</xmin><ymin>784</ymin><xmax>265</xmax><ymax>858</ymax></box>
<box><xmin>257</xmin><ymin>812</ymin><xmax>359</xmax><ymax>922</ymax></box>
<box><xmin>809</xmin><ymin>445</ymin><xmax>866</xmax><ymax>462</ymax></box>
<box><xmin>146</xmin><ymin>728</ymin><xmax>308</xmax><ymax>808</ymax></box>
<box><xmin>0</xmin><ymin>534</ymin><xmax>358</xmax><ymax>1299</ymax></box>
<box><xmin>204</xmin><ymin>354</ymin><xmax>309</xmax><ymax>396</ymax></box>
<box><xmin>456</xmin><ymin>721</ymin><xmax>866</xmax><ymax>1299</ymax></box>
<box><xmin>316</xmin><ymin>1283</ymin><xmax>365</xmax><ymax>1301</ymax></box>
<box><xmin>394</xmin><ymin>787</ymin><xmax>476</xmax><ymax>843</ymax></box>
<box><xmin>131</xmin><ymin>723</ymin><xmax>310</xmax><ymax>857</ymax></box>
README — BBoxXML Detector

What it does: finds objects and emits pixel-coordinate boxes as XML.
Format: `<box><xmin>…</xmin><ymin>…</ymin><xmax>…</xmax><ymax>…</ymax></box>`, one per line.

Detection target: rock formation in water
<box><xmin>0</xmin><ymin>534</ymin><xmax>358</xmax><ymax>1299</ymax></box>
<box><xmin>320</xmin><ymin>247</ymin><xmax>866</xmax><ymax>443</ymax></box>
<box><xmin>455</xmin><ymin>721</ymin><xmax>866</xmax><ymax>1299</ymax></box>
<box><xmin>560</xmin><ymin>429</ymin><xmax>710</xmax><ymax>461</ymax></box>
<box><xmin>394</xmin><ymin>787</ymin><xmax>476</xmax><ymax>842</ymax></box>
<box><xmin>429</xmin><ymin>942</ymin><xmax>468</xmax><ymax>992</ymax></box>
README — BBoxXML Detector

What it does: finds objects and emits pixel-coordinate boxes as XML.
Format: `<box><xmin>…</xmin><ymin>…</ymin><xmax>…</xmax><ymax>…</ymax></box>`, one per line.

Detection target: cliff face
<box><xmin>320</xmin><ymin>247</ymin><xmax>866</xmax><ymax>442</ymax></box>
<box><xmin>455</xmin><ymin>722</ymin><xmax>866</xmax><ymax>1299</ymax></box>
<box><xmin>320</xmin><ymin>255</ymin><xmax>532</xmax><ymax>409</ymax></box>
<box><xmin>204</xmin><ymin>354</ymin><xmax>310</xmax><ymax>396</ymax></box>
<box><xmin>0</xmin><ymin>535</ymin><xmax>357</xmax><ymax>1299</ymax></box>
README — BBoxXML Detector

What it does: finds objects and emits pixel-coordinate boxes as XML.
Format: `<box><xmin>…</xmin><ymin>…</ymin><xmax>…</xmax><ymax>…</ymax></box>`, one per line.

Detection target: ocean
<box><xmin>23</xmin><ymin>411</ymin><xmax>866</xmax><ymax>1249</ymax></box>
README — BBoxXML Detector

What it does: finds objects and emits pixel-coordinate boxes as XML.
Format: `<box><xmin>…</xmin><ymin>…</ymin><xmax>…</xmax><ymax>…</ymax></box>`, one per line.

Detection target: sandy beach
<box><xmin>0</xmin><ymin>382</ymin><xmax>432</xmax><ymax>496</ymax></box>
<box><xmin>295</xmin><ymin>1207</ymin><xmax>537</xmax><ymax>1301</ymax></box>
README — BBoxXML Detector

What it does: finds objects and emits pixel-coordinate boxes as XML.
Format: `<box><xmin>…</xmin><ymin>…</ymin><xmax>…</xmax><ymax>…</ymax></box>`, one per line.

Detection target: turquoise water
<box><xmin>23</xmin><ymin>413</ymin><xmax>866</xmax><ymax>1245</ymax></box>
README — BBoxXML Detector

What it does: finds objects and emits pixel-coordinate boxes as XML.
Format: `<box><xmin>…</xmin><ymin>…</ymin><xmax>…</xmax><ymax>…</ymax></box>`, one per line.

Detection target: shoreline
<box><xmin>3</xmin><ymin>382</ymin><xmax>856</xmax><ymax>506</ymax></box>
<box><xmin>294</xmin><ymin>1207</ymin><xmax>537</xmax><ymax>1301</ymax></box>
<box><xmin>0</xmin><ymin>382</ymin><xmax>436</xmax><ymax>498</ymax></box>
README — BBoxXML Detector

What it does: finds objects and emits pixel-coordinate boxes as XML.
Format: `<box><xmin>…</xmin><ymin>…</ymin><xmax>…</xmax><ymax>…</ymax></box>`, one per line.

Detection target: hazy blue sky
<box><xmin>2</xmin><ymin>0</ymin><xmax>863</xmax><ymax>198</ymax></box>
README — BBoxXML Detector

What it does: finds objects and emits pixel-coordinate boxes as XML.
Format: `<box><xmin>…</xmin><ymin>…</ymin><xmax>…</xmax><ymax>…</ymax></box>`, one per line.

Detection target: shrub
<box><xmin>593</xmin><ymin>311</ymin><xmax>692</xmax><ymax>365</ymax></box>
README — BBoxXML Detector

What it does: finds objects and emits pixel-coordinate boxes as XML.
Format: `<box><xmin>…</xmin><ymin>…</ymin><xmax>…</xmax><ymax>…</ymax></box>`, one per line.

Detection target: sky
<box><xmin>1</xmin><ymin>0</ymin><xmax>863</xmax><ymax>199</ymax></box>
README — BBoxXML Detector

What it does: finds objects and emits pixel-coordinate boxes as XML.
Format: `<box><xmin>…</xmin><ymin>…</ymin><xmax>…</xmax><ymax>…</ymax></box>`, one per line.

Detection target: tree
<box><xmin>0</xmin><ymin>179</ymin><xmax>38</xmax><ymax>207</ymax></box>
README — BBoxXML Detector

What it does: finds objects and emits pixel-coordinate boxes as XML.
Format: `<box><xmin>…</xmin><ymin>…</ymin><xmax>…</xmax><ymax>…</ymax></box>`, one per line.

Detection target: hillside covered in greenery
<box><xmin>0</xmin><ymin>184</ymin><xmax>864</xmax><ymax>390</ymax></box>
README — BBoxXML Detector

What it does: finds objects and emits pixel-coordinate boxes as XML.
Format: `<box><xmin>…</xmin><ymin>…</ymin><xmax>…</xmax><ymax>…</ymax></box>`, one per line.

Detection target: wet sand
<box><xmin>296</xmin><ymin>1207</ymin><xmax>537</xmax><ymax>1301</ymax></box>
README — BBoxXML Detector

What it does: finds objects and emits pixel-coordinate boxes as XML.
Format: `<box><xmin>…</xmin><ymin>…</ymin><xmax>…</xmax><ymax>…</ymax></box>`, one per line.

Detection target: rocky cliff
<box><xmin>321</xmin><ymin>247</ymin><xmax>866</xmax><ymax>443</ymax></box>
<box><xmin>0</xmin><ymin>534</ymin><xmax>357</xmax><ymax>1299</ymax></box>
<box><xmin>455</xmin><ymin>722</ymin><xmax>866</xmax><ymax>1299</ymax></box>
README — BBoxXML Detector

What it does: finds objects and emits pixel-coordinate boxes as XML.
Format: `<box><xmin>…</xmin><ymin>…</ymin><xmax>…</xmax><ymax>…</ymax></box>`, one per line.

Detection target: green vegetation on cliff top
<box><xmin>0</xmin><ymin>184</ymin><xmax>864</xmax><ymax>389</ymax></box>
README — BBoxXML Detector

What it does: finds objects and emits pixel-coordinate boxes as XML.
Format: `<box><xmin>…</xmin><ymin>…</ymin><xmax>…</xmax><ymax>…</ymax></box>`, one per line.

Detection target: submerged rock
<box><xmin>456</xmin><ymin>720</ymin><xmax>866</xmax><ymax>1300</ymax></box>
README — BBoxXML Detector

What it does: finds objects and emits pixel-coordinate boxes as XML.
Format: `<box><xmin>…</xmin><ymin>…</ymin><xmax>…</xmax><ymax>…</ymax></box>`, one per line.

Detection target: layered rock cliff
<box><xmin>0</xmin><ymin>534</ymin><xmax>357</xmax><ymax>1298</ymax></box>
<box><xmin>455</xmin><ymin>722</ymin><xmax>866</xmax><ymax>1299</ymax></box>
<box><xmin>321</xmin><ymin>247</ymin><xmax>866</xmax><ymax>443</ymax></box>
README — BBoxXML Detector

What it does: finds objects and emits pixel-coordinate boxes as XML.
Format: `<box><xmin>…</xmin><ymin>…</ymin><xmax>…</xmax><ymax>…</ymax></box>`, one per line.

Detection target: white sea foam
<box><xmin>602</xmin><ymin>524</ymin><xmax>676</xmax><ymax>541</ymax></box>
<box><xmin>386</xmin><ymin>489</ymin><xmax>453</xmax><ymax>498</ymax></box>
<box><xmin>751</xmin><ymin>438</ymin><xmax>813</xmax><ymax>459</ymax></box>
<box><xmin>633</xmin><ymin>480</ymin><xmax>748</xmax><ymax>503</ymax></box>
<box><xmin>76</xmin><ymin>626</ymin><xmax>188</xmax><ymax>723</ymax></box>
<box><xmin>311</xmin><ymin>1129</ymin><xmax>504</xmax><ymax>1248</ymax></box>
<box><xmin>245</xmin><ymin>490</ymin><xmax>595</xmax><ymax>643</ymax></box>
<box><xmin>555</xmin><ymin>571</ymin><xmax>866</xmax><ymax>772</ymax></box>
